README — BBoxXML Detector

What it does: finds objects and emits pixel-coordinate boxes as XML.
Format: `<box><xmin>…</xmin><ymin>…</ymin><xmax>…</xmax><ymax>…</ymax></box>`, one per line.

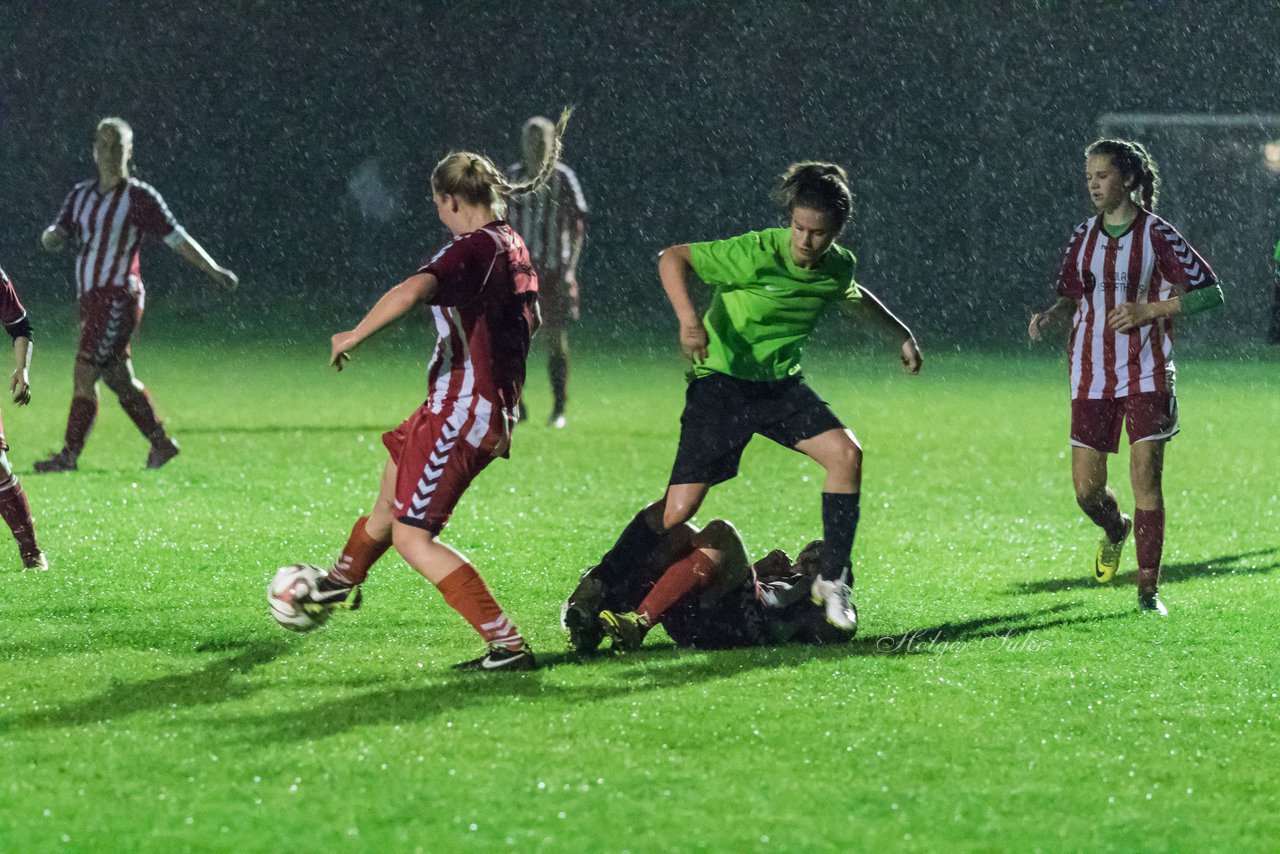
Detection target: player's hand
<box><xmin>11</xmin><ymin>369</ymin><xmax>30</xmax><ymax>406</ymax></box>
<box><xmin>679</xmin><ymin>322</ymin><xmax>708</xmax><ymax>364</ymax></box>
<box><xmin>901</xmin><ymin>338</ymin><xmax>923</xmax><ymax>374</ymax></box>
<box><xmin>1107</xmin><ymin>302</ymin><xmax>1151</xmax><ymax>332</ymax></box>
<box><xmin>1028</xmin><ymin>312</ymin><xmax>1050</xmax><ymax>341</ymax></box>
<box><xmin>330</xmin><ymin>331</ymin><xmax>359</xmax><ymax>371</ymax></box>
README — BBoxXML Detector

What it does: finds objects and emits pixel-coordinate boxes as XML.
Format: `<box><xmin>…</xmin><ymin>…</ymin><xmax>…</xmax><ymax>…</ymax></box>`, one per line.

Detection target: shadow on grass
<box><xmin>1007</xmin><ymin>547</ymin><xmax>1280</xmax><ymax>595</ymax></box>
<box><xmin>221</xmin><ymin>602</ymin><xmax>1130</xmax><ymax>743</ymax></box>
<box><xmin>0</xmin><ymin>638</ymin><xmax>289</xmax><ymax>734</ymax></box>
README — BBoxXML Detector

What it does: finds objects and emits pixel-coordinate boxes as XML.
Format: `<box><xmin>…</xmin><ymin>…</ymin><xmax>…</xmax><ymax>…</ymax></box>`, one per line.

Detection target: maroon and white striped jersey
<box><xmin>0</xmin><ymin>266</ymin><xmax>29</xmax><ymax>331</ymax></box>
<box><xmin>503</xmin><ymin>162</ymin><xmax>586</xmax><ymax>273</ymax></box>
<box><xmin>1055</xmin><ymin>209</ymin><xmax>1217</xmax><ymax>400</ymax></box>
<box><xmin>53</xmin><ymin>178</ymin><xmax>189</xmax><ymax>301</ymax></box>
<box><xmin>417</xmin><ymin>221</ymin><xmax>539</xmax><ymax>450</ymax></box>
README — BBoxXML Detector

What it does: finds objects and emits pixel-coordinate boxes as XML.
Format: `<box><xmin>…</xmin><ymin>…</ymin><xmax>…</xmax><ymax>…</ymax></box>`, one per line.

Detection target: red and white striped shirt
<box><xmin>503</xmin><ymin>162</ymin><xmax>586</xmax><ymax>274</ymax></box>
<box><xmin>418</xmin><ymin>222</ymin><xmax>539</xmax><ymax>451</ymax></box>
<box><xmin>1055</xmin><ymin>209</ymin><xmax>1216</xmax><ymax>399</ymax></box>
<box><xmin>0</xmin><ymin>266</ymin><xmax>29</xmax><ymax>331</ymax></box>
<box><xmin>54</xmin><ymin>178</ymin><xmax>188</xmax><ymax>301</ymax></box>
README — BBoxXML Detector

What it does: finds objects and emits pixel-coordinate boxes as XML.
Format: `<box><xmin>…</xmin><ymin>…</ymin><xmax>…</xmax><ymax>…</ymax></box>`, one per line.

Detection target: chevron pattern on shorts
<box><xmin>403</xmin><ymin>418</ymin><xmax>461</xmax><ymax>522</ymax></box>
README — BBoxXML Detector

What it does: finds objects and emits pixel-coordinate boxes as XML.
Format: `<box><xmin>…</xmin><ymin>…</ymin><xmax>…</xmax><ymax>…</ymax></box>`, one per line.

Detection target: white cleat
<box><xmin>811</xmin><ymin>571</ymin><xmax>858</xmax><ymax>633</ymax></box>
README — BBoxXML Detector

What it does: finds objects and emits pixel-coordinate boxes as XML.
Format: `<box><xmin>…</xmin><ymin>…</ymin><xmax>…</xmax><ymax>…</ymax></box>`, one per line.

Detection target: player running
<box><xmin>36</xmin><ymin>117</ymin><xmax>238</xmax><ymax>473</ymax></box>
<box><xmin>0</xmin><ymin>265</ymin><xmax>44</xmax><ymax>570</ymax></box>
<box><xmin>571</xmin><ymin>162</ymin><xmax>920</xmax><ymax>642</ymax></box>
<box><xmin>566</xmin><ymin>519</ymin><xmax>848</xmax><ymax>652</ymax></box>
<box><xmin>305</xmin><ymin>110</ymin><xmax>572</xmax><ymax>672</ymax></box>
<box><xmin>504</xmin><ymin>115</ymin><xmax>587</xmax><ymax>428</ymax></box>
<box><xmin>1029</xmin><ymin>139</ymin><xmax>1224</xmax><ymax>615</ymax></box>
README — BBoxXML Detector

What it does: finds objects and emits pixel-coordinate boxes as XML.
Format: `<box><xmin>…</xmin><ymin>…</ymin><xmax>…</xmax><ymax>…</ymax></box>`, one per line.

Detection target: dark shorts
<box><xmin>670</xmin><ymin>373</ymin><xmax>843</xmax><ymax>486</ymax></box>
<box><xmin>383</xmin><ymin>404</ymin><xmax>495</xmax><ymax>534</ymax></box>
<box><xmin>1070</xmin><ymin>393</ymin><xmax>1179</xmax><ymax>454</ymax></box>
<box><xmin>77</xmin><ymin>289</ymin><xmax>142</xmax><ymax>367</ymax></box>
<box><xmin>537</xmin><ymin>269</ymin><xmax>578</xmax><ymax>328</ymax></box>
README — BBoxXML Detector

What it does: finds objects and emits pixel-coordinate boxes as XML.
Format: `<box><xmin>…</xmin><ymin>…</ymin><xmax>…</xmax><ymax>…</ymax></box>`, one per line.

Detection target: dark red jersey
<box><xmin>0</xmin><ymin>265</ymin><xmax>30</xmax><ymax>332</ymax></box>
<box><xmin>417</xmin><ymin>221</ymin><xmax>538</xmax><ymax>450</ymax></box>
<box><xmin>54</xmin><ymin>178</ymin><xmax>187</xmax><ymax>301</ymax></box>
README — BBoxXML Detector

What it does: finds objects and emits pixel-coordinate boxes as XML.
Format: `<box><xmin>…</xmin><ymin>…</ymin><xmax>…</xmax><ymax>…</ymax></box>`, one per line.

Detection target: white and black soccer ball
<box><xmin>268</xmin><ymin>563</ymin><xmax>331</xmax><ymax>632</ymax></box>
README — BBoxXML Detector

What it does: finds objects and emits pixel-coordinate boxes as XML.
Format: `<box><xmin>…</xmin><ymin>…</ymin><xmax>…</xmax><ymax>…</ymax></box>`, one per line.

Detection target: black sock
<box><xmin>596</xmin><ymin>509</ymin><xmax>663</xmax><ymax>587</ymax></box>
<box><xmin>820</xmin><ymin>492</ymin><xmax>860</xmax><ymax>582</ymax></box>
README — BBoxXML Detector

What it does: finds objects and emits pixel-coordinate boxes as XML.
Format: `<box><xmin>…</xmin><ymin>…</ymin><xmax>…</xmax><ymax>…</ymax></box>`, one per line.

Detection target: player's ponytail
<box><xmin>431</xmin><ymin>107</ymin><xmax>571</xmax><ymax>218</ymax></box>
<box><xmin>1085</xmin><ymin>138</ymin><xmax>1161</xmax><ymax>211</ymax></box>
<box><xmin>775</xmin><ymin>161</ymin><xmax>853</xmax><ymax>230</ymax></box>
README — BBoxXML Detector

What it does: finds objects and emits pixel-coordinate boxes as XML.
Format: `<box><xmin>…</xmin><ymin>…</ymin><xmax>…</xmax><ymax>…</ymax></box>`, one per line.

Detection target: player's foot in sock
<box><xmin>811</xmin><ymin>570</ymin><xmax>858</xmax><ymax>633</ymax></box>
<box><xmin>33</xmin><ymin>450</ymin><xmax>77</xmax><ymax>474</ymax></box>
<box><xmin>146</xmin><ymin>437</ymin><xmax>181</xmax><ymax>469</ymax></box>
<box><xmin>454</xmin><ymin>644</ymin><xmax>537</xmax><ymax>671</ymax></box>
<box><xmin>21</xmin><ymin>550</ymin><xmax>48</xmax><ymax>571</ymax></box>
<box><xmin>599</xmin><ymin>609</ymin><xmax>648</xmax><ymax>652</ymax></box>
<box><xmin>562</xmin><ymin>572</ymin><xmax>606</xmax><ymax>653</ymax></box>
<box><xmin>1138</xmin><ymin>591</ymin><xmax>1168</xmax><ymax>616</ymax></box>
<box><xmin>1094</xmin><ymin>514</ymin><xmax>1132</xmax><ymax>583</ymax></box>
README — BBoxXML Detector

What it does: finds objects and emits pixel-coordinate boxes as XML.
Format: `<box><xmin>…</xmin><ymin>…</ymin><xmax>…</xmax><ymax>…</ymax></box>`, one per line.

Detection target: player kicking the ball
<box><xmin>304</xmin><ymin>110</ymin><xmax>572</xmax><ymax>671</ymax></box>
<box><xmin>575</xmin><ymin>162</ymin><xmax>921</xmax><ymax>638</ymax></box>
<box><xmin>1029</xmin><ymin>139</ymin><xmax>1224</xmax><ymax>615</ymax></box>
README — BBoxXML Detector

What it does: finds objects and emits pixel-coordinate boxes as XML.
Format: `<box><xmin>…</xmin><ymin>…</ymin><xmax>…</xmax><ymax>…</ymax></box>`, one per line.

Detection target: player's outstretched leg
<box><xmin>0</xmin><ymin>454</ymin><xmax>45</xmax><ymax>570</ymax></box>
<box><xmin>309</xmin><ymin>514</ymin><xmax>392</xmax><ymax>614</ymax></box>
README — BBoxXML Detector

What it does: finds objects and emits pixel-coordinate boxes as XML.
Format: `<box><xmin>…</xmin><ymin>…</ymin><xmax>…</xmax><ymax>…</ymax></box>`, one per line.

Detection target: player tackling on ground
<box><xmin>36</xmin><ymin>117</ymin><xmax>238</xmax><ymax>473</ymax></box>
<box><xmin>0</xmin><ymin>265</ymin><xmax>44</xmax><ymax>569</ymax></box>
<box><xmin>567</xmin><ymin>518</ymin><xmax>849</xmax><ymax>653</ymax></box>
<box><xmin>308</xmin><ymin>110</ymin><xmax>572</xmax><ymax>671</ymax></box>
<box><xmin>570</xmin><ymin>162</ymin><xmax>921</xmax><ymax>643</ymax></box>
<box><xmin>1029</xmin><ymin>139</ymin><xmax>1224</xmax><ymax>615</ymax></box>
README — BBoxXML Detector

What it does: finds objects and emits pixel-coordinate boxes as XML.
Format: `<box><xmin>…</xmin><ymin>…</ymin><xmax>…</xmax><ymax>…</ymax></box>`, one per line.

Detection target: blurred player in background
<box><xmin>0</xmin><ymin>265</ymin><xmax>43</xmax><ymax>569</ymax></box>
<box><xmin>572</xmin><ymin>162</ymin><xmax>920</xmax><ymax>639</ymax></box>
<box><xmin>505</xmin><ymin>115</ymin><xmax>587</xmax><ymax>428</ymax></box>
<box><xmin>565</xmin><ymin>518</ymin><xmax>849</xmax><ymax>653</ymax></box>
<box><xmin>1029</xmin><ymin>139</ymin><xmax>1225</xmax><ymax>615</ymax></box>
<box><xmin>36</xmin><ymin>117</ymin><xmax>238</xmax><ymax>473</ymax></box>
<box><xmin>312</xmin><ymin>110</ymin><xmax>572</xmax><ymax>672</ymax></box>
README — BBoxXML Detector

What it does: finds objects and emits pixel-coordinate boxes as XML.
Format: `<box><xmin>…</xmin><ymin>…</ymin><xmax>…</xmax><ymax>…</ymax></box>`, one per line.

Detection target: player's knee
<box><xmin>662</xmin><ymin>499</ymin><xmax>698</xmax><ymax>530</ymax></box>
<box><xmin>696</xmin><ymin>519</ymin><xmax>737</xmax><ymax>549</ymax></box>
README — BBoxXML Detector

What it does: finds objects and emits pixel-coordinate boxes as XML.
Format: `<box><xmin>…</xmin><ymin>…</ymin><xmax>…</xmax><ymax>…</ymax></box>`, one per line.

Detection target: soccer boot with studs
<box><xmin>598</xmin><ymin>609</ymin><xmax>649</xmax><ymax>652</ymax></box>
<box><xmin>811</xmin><ymin>568</ymin><xmax>859</xmax><ymax>633</ymax></box>
<box><xmin>1094</xmin><ymin>514</ymin><xmax>1133</xmax><ymax>584</ymax></box>
<box><xmin>454</xmin><ymin>644</ymin><xmax>538</xmax><ymax>671</ymax></box>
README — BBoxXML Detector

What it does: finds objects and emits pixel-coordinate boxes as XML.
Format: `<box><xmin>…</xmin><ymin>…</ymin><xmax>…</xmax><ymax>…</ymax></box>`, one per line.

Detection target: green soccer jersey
<box><xmin>687</xmin><ymin>228</ymin><xmax>860</xmax><ymax>381</ymax></box>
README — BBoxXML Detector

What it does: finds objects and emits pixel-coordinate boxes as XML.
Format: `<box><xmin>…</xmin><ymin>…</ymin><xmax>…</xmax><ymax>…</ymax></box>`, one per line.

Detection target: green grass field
<box><xmin>1</xmin><ymin>332</ymin><xmax>1277</xmax><ymax>852</ymax></box>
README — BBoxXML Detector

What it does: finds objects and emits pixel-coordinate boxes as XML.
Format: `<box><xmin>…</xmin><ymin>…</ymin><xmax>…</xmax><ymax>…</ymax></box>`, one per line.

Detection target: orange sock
<box><xmin>635</xmin><ymin>549</ymin><xmax>717</xmax><ymax>625</ymax></box>
<box><xmin>435</xmin><ymin>564</ymin><xmax>525</xmax><ymax>650</ymax></box>
<box><xmin>329</xmin><ymin>516</ymin><xmax>391</xmax><ymax>586</ymax></box>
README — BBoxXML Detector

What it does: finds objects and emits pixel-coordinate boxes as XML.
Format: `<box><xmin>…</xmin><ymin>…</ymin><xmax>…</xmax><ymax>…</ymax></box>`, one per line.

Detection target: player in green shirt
<box><xmin>566</xmin><ymin>162</ymin><xmax>920</xmax><ymax>647</ymax></box>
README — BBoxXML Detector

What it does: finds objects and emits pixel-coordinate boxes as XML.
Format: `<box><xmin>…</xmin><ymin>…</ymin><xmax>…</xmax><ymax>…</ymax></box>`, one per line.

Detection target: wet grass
<box><xmin>1</xmin><ymin>336</ymin><xmax>1277</xmax><ymax>851</ymax></box>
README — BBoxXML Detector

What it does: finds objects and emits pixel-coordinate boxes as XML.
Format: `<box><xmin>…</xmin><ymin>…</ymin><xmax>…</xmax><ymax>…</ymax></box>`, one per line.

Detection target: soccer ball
<box><xmin>268</xmin><ymin>563</ymin><xmax>331</xmax><ymax>632</ymax></box>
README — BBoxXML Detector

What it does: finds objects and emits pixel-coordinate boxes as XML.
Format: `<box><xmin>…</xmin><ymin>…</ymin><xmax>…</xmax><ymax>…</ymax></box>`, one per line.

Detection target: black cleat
<box><xmin>146</xmin><ymin>437</ymin><xmax>181</xmax><ymax>469</ymax></box>
<box><xmin>1138</xmin><ymin>592</ymin><xmax>1168</xmax><ymax>616</ymax></box>
<box><xmin>33</xmin><ymin>450</ymin><xmax>77</xmax><ymax>474</ymax></box>
<box><xmin>561</xmin><ymin>573</ymin><xmax>606</xmax><ymax>653</ymax></box>
<box><xmin>305</xmin><ymin>573</ymin><xmax>363</xmax><ymax>614</ymax></box>
<box><xmin>453</xmin><ymin>644</ymin><xmax>537</xmax><ymax>672</ymax></box>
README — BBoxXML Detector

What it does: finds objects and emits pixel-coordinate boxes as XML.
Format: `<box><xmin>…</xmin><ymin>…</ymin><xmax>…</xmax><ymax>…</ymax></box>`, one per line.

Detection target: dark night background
<box><xmin>2</xmin><ymin>0</ymin><xmax>1278</xmax><ymax>348</ymax></box>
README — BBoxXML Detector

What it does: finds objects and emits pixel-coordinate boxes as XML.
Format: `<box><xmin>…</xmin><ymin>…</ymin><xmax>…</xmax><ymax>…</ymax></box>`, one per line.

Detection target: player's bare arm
<box><xmin>1107</xmin><ymin>297</ymin><xmax>1180</xmax><ymax>333</ymax></box>
<box><xmin>172</xmin><ymin>235</ymin><xmax>238</xmax><ymax>291</ymax></box>
<box><xmin>658</xmin><ymin>244</ymin><xmax>708</xmax><ymax>363</ymax></box>
<box><xmin>40</xmin><ymin>225</ymin><xmax>69</xmax><ymax>253</ymax></box>
<box><xmin>10</xmin><ymin>335</ymin><xmax>31</xmax><ymax>406</ymax></box>
<box><xmin>842</xmin><ymin>286</ymin><xmax>922</xmax><ymax>374</ymax></box>
<box><xmin>330</xmin><ymin>272</ymin><xmax>439</xmax><ymax>370</ymax></box>
<box><xmin>1028</xmin><ymin>296</ymin><xmax>1078</xmax><ymax>341</ymax></box>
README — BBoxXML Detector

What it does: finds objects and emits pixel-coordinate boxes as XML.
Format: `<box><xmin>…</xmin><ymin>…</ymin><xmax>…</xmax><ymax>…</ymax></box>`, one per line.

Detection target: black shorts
<box><xmin>669</xmin><ymin>373</ymin><xmax>843</xmax><ymax>486</ymax></box>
